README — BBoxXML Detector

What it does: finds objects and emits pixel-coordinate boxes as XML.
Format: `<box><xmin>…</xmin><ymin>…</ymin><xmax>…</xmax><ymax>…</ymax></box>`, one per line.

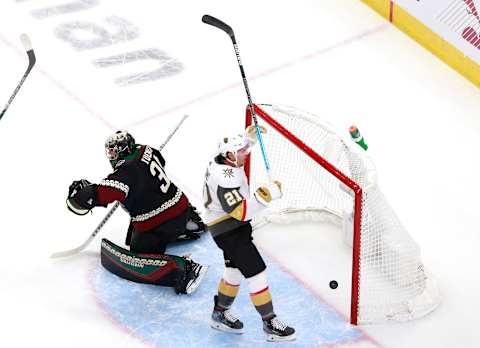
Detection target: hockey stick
<box><xmin>202</xmin><ymin>15</ymin><xmax>272</xmax><ymax>180</ymax></box>
<box><xmin>50</xmin><ymin>115</ymin><xmax>190</xmax><ymax>259</ymax></box>
<box><xmin>0</xmin><ymin>34</ymin><xmax>36</xmax><ymax>121</ymax></box>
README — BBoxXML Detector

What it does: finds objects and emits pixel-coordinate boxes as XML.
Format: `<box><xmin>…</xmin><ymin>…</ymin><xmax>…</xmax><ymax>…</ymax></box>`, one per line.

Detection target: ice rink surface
<box><xmin>0</xmin><ymin>1</ymin><xmax>479</xmax><ymax>347</ymax></box>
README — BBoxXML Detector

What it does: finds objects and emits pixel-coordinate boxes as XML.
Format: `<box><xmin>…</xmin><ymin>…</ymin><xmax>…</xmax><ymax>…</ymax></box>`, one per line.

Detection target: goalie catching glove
<box><xmin>66</xmin><ymin>179</ymin><xmax>98</xmax><ymax>215</ymax></box>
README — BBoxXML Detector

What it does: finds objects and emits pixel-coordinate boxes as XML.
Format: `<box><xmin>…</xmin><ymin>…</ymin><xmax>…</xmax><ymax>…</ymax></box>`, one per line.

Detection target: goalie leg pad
<box><xmin>101</xmin><ymin>238</ymin><xmax>186</xmax><ymax>288</ymax></box>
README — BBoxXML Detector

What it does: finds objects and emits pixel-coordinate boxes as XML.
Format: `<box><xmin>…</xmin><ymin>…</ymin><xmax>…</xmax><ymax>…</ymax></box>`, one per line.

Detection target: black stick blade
<box><xmin>26</xmin><ymin>50</ymin><xmax>36</xmax><ymax>72</ymax></box>
<box><xmin>202</xmin><ymin>15</ymin><xmax>235</xmax><ymax>39</ymax></box>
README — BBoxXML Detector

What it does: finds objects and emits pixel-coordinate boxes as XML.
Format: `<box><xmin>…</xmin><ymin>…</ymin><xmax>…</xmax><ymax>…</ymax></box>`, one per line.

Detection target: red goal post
<box><xmin>244</xmin><ymin>103</ymin><xmax>440</xmax><ymax>325</ymax></box>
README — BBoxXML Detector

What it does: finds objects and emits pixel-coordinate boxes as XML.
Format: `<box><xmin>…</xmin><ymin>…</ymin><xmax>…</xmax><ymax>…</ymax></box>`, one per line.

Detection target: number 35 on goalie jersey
<box><xmin>203</xmin><ymin>160</ymin><xmax>250</xmax><ymax>225</ymax></box>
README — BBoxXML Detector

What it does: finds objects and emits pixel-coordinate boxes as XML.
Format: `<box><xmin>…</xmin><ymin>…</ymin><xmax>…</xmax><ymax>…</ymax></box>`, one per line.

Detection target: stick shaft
<box><xmin>202</xmin><ymin>15</ymin><xmax>271</xmax><ymax>175</ymax></box>
<box><xmin>0</xmin><ymin>43</ymin><xmax>36</xmax><ymax>121</ymax></box>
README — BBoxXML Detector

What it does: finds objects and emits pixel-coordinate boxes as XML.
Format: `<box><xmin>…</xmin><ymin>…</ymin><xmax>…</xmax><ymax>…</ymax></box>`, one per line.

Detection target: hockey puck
<box><xmin>329</xmin><ymin>280</ymin><xmax>338</xmax><ymax>289</ymax></box>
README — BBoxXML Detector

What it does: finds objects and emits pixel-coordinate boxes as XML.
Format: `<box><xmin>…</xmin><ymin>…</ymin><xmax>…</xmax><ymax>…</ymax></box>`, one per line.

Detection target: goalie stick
<box><xmin>0</xmin><ymin>34</ymin><xmax>36</xmax><ymax>121</ymax></box>
<box><xmin>50</xmin><ymin>114</ymin><xmax>190</xmax><ymax>259</ymax></box>
<box><xmin>201</xmin><ymin>15</ymin><xmax>272</xmax><ymax>180</ymax></box>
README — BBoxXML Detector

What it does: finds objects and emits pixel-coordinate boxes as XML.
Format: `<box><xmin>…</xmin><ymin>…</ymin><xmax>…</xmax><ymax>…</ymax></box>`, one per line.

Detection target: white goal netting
<box><xmin>246</xmin><ymin>104</ymin><xmax>440</xmax><ymax>325</ymax></box>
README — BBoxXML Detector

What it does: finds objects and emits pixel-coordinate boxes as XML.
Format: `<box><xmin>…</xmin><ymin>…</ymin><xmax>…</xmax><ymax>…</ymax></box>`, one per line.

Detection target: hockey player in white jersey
<box><xmin>203</xmin><ymin>125</ymin><xmax>296</xmax><ymax>342</ymax></box>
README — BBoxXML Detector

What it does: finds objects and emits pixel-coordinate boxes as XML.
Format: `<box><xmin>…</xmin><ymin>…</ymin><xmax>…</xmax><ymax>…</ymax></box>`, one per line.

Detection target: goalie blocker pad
<box><xmin>100</xmin><ymin>238</ymin><xmax>186</xmax><ymax>288</ymax></box>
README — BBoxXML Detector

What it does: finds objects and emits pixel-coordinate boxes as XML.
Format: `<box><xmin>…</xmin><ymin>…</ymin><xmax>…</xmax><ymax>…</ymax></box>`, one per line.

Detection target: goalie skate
<box><xmin>185</xmin><ymin>263</ymin><xmax>209</xmax><ymax>294</ymax></box>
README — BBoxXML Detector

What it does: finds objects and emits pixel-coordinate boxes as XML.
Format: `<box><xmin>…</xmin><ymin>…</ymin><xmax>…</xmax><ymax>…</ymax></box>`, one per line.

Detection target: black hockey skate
<box><xmin>175</xmin><ymin>259</ymin><xmax>208</xmax><ymax>295</ymax></box>
<box><xmin>210</xmin><ymin>295</ymin><xmax>244</xmax><ymax>334</ymax></box>
<box><xmin>263</xmin><ymin>316</ymin><xmax>296</xmax><ymax>342</ymax></box>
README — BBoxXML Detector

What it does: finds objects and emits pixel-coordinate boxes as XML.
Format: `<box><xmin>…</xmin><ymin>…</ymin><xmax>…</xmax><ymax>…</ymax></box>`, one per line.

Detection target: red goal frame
<box><xmin>245</xmin><ymin>103</ymin><xmax>363</xmax><ymax>325</ymax></box>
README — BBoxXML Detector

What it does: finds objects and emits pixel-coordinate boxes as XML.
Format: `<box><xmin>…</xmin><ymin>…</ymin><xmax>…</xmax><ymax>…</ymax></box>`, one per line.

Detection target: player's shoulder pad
<box><xmin>107</xmin><ymin>163</ymin><xmax>133</xmax><ymax>182</ymax></box>
<box><xmin>210</xmin><ymin>162</ymin><xmax>245</xmax><ymax>188</ymax></box>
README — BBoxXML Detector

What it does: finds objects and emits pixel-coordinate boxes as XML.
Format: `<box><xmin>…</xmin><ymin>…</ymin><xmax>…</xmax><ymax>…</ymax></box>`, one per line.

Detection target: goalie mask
<box><xmin>217</xmin><ymin>133</ymin><xmax>251</xmax><ymax>167</ymax></box>
<box><xmin>105</xmin><ymin>131</ymin><xmax>136</xmax><ymax>167</ymax></box>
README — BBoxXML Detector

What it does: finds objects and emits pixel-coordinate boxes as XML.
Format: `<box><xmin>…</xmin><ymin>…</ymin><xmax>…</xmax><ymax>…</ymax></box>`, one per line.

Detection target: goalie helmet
<box><xmin>105</xmin><ymin>131</ymin><xmax>136</xmax><ymax>164</ymax></box>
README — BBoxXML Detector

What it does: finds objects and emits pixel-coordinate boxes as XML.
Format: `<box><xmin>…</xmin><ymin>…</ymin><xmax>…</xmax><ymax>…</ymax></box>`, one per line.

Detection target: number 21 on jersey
<box><xmin>223</xmin><ymin>189</ymin><xmax>242</xmax><ymax>206</ymax></box>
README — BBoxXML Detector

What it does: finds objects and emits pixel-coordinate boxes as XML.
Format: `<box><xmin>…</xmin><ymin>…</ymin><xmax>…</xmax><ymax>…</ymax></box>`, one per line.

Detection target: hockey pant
<box><xmin>125</xmin><ymin>205</ymin><xmax>205</xmax><ymax>247</ymax></box>
<box><xmin>212</xmin><ymin>223</ymin><xmax>266</xmax><ymax>278</ymax></box>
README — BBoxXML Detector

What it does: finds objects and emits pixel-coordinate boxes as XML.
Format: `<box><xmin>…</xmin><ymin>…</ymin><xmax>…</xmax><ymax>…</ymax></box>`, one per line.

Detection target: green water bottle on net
<box><xmin>349</xmin><ymin>125</ymin><xmax>368</xmax><ymax>151</ymax></box>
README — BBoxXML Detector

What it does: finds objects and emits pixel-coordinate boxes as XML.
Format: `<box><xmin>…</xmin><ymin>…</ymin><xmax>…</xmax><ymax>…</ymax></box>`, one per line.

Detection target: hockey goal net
<box><xmin>245</xmin><ymin>104</ymin><xmax>440</xmax><ymax>325</ymax></box>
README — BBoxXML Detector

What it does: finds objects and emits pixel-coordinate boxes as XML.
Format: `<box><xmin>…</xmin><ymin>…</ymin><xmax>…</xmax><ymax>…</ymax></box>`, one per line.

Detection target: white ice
<box><xmin>0</xmin><ymin>0</ymin><xmax>479</xmax><ymax>347</ymax></box>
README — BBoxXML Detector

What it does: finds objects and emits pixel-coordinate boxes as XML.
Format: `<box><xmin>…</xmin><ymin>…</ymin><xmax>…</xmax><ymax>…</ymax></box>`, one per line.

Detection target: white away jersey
<box><xmin>203</xmin><ymin>157</ymin><xmax>250</xmax><ymax>236</ymax></box>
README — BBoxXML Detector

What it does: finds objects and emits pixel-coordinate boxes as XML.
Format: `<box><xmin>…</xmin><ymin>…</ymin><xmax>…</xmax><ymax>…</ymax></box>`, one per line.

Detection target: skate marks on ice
<box><xmin>90</xmin><ymin>236</ymin><xmax>370</xmax><ymax>348</ymax></box>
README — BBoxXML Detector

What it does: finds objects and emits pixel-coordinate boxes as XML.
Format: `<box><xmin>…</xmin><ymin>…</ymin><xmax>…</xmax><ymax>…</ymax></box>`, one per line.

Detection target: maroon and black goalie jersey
<box><xmin>96</xmin><ymin>145</ymin><xmax>188</xmax><ymax>232</ymax></box>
